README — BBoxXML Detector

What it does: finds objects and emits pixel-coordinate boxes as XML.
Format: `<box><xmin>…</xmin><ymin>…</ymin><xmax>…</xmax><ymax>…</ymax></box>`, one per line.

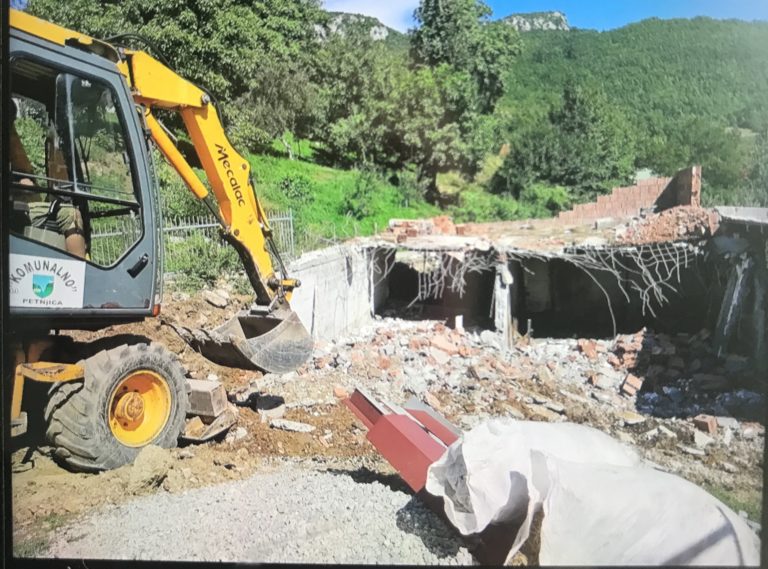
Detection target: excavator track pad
<box><xmin>165</xmin><ymin>309</ymin><xmax>313</xmax><ymax>374</ymax></box>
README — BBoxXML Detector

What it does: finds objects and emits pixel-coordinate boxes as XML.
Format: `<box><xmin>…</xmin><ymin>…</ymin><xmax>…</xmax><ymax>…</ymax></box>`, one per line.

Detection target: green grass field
<box><xmin>248</xmin><ymin>154</ymin><xmax>439</xmax><ymax>244</ymax></box>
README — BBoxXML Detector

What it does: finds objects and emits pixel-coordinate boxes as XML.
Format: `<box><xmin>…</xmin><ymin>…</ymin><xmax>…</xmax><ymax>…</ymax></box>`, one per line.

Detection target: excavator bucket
<box><xmin>166</xmin><ymin>309</ymin><xmax>313</xmax><ymax>374</ymax></box>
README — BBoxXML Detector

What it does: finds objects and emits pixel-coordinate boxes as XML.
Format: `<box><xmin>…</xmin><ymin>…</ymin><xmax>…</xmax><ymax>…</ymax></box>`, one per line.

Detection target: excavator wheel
<box><xmin>44</xmin><ymin>343</ymin><xmax>189</xmax><ymax>472</ymax></box>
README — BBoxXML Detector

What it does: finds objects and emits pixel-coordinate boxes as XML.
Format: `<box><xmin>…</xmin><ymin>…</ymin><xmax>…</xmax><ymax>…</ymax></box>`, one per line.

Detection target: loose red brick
<box><xmin>693</xmin><ymin>414</ymin><xmax>717</xmax><ymax>434</ymax></box>
<box><xmin>429</xmin><ymin>336</ymin><xmax>459</xmax><ymax>356</ymax></box>
<box><xmin>577</xmin><ymin>339</ymin><xmax>598</xmax><ymax>360</ymax></box>
<box><xmin>333</xmin><ymin>385</ymin><xmax>349</xmax><ymax>399</ymax></box>
<box><xmin>621</xmin><ymin>373</ymin><xmax>644</xmax><ymax>396</ymax></box>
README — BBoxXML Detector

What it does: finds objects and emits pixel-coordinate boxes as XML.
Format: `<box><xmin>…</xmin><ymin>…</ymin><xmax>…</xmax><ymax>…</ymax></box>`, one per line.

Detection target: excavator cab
<box><xmin>9</xmin><ymin>38</ymin><xmax>161</xmax><ymax>322</ymax></box>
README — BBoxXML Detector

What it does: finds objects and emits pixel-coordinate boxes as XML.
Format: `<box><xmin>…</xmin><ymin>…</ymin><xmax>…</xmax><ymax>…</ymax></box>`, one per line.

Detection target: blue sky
<box><xmin>323</xmin><ymin>0</ymin><xmax>768</xmax><ymax>32</ymax></box>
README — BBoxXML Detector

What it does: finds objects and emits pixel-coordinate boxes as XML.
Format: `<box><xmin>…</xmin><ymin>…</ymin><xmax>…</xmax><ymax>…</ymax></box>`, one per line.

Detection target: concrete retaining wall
<box><xmin>288</xmin><ymin>245</ymin><xmax>373</xmax><ymax>340</ymax></box>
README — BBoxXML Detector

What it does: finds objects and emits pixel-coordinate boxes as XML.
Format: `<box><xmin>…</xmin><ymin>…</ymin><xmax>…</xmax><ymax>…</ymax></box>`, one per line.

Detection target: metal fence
<box><xmin>90</xmin><ymin>210</ymin><xmax>295</xmax><ymax>276</ymax></box>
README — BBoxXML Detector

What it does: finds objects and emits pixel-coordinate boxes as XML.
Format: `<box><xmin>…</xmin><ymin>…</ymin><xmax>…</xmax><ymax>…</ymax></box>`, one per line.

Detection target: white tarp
<box><xmin>425</xmin><ymin>419</ymin><xmax>761</xmax><ymax>565</ymax></box>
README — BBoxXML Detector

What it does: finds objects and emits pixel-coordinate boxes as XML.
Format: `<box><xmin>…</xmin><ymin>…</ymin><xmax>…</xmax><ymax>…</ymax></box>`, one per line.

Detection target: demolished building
<box><xmin>288</xmin><ymin>165</ymin><xmax>767</xmax><ymax>375</ymax></box>
<box><xmin>282</xmin><ymin>165</ymin><xmax>766</xmax><ymax>565</ymax></box>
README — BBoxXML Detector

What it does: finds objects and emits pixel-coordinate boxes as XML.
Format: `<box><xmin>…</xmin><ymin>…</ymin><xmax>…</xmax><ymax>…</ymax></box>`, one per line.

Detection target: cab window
<box><xmin>10</xmin><ymin>58</ymin><xmax>142</xmax><ymax>266</ymax></box>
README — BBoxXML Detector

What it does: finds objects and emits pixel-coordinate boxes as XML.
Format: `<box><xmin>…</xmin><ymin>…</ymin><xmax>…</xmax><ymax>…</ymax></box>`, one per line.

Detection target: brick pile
<box><xmin>617</xmin><ymin>206</ymin><xmax>720</xmax><ymax>245</ymax></box>
<box><xmin>608</xmin><ymin>328</ymin><xmax>732</xmax><ymax>396</ymax></box>
<box><xmin>387</xmin><ymin>216</ymin><xmax>458</xmax><ymax>242</ymax></box>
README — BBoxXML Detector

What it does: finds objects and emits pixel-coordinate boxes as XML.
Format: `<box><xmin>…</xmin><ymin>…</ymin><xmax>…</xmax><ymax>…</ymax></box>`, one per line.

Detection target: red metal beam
<box><xmin>344</xmin><ymin>389</ymin><xmax>463</xmax><ymax>493</ymax></box>
<box><xmin>367</xmin><ymin>414</ymin><xmax>448</xmax><ymax>492</ymax></box>
<box><xmin>343</xmin><ymin>390</ymin><xmax>382</xmax><ymax>430</ymax></box>
<box><xmin>404</xmin><ymin>409</ymin><xmax>459</xmax><ymax>447</ymax></box>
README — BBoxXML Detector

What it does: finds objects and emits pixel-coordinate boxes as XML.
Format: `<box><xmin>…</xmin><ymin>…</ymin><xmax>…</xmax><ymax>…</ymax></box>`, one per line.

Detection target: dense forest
<box><xmin>21</xmin><ymin>0</ymin><xmax>768</xmax><ymax>236</ymax></box>
<box><xmin>498</xmin><ymin>18</ymin><xmax>768</xmax><ymax>206</ymax></box>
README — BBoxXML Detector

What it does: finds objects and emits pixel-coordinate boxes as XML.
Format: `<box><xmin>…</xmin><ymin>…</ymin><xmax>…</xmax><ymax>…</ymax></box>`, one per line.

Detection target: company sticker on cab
<box><xmin>9</xmin><ymin>254</ymin><xmax>86</xmax><ymax>308</ymax></box>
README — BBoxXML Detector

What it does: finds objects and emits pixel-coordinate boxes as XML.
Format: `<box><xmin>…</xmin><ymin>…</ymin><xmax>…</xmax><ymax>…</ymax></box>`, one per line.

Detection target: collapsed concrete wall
<box><xmin>711</xmin><ymin>207</ymin><xmax>768</xmax><ymax>370</ymax></box>
<box><xmin>288</xmin><ymin>246</ymin><xmax>374</xmax><ymax>339</ymax></box>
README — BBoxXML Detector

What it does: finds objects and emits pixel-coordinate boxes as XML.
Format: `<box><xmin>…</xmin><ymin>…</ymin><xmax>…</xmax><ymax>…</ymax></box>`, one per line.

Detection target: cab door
<box><xmin>9</xmin><ymin>28</ymin><xmax>161</xmax><ymax>327</ymax></box>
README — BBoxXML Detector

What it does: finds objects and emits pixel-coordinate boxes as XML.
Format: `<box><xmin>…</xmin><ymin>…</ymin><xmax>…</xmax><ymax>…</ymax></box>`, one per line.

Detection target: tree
<box><xmin>311</xmin><ymin>19</ymin><xmax>399</xmax><ymax>166</ymax></box>
<box><xmin>747</xmin><ymin>131</ymin><xmax>768</xmax><ymax>199</ymax></box>
<box><xmin>27</xmin><ymin>0</ymin><xmax>326</xmax><ymax>102</ymax></box>
<box><xmin>545</xmin><ymin>83</ymin><xmax>636</xmax><ymax>198</ymax></box>
<box><xmin>494</xmin><ymin>83</ymin><xmax>636</xmax><ymax>201</ymax></box>
<box><xmin>230</xmin><ymin>61</ymin><xmax>319</xmax><ymax>158</ymax></box>
<box><xmin>411</xmin><ymin>0</ymin><xmax>521</xmax><ymax>113</ymax></box>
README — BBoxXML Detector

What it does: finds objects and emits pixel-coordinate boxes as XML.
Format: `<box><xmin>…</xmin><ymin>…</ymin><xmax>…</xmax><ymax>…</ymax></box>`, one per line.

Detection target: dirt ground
<box><xmin>10</xmin><ymin>286</ymin><xmax>765</xmax><ymax>559</ymax></box>
<box><xmin>11</xmin><ymin>290</ymin><xmax>390</xmax><ymax>553</ymax></box>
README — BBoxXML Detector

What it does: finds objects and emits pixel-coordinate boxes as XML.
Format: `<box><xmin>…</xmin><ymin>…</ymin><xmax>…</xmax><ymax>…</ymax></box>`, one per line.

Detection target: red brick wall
<box><xmin>557</xmin><ymin>166</ymin><xmax>701</xmax><ymax>225</ymax></box>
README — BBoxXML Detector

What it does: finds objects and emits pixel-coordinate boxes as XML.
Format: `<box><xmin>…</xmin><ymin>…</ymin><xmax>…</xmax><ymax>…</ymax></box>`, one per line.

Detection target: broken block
<box><xmin>430</xmin><ymin>335</ymin><xmax>459</xmax><ymax>356</ymax></box>
<box><xmin>187</xmin><ymin>379</ymin><xmax>228</xmax><ymax>418</ymax></box>
<box><xmin>577</xmin><ymin>339</ymin><xmax>598</xmax><ymax>360</ymax></box>
<box><xmin>621</xmin><ymin>373</ymin><xmax>644</xmax><ymax>396</ymax></box>
<box><xmin>693</xmin><ymin>414</ymin><xmax>717</xmax><ymax>434</ymax></box>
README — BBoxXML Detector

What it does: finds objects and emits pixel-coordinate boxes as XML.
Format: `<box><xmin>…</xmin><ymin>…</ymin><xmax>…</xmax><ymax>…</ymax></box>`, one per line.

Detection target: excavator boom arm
<box><xmin>125</xmin><ymin>50</ymin><xmax>289</xmax><ymax>305</ymax></box>
<box><xmin>121</xmin><ymin>50</ymin><xmax>313</xmax><ymax>372</ymax></box>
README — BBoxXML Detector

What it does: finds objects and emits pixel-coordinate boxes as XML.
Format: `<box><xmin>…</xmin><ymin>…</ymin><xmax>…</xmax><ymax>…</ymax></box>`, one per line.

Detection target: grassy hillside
<box><xmin>249</xmin><ymin>154</ymin><xmax>439</xmax><ymax>245</ymax></box>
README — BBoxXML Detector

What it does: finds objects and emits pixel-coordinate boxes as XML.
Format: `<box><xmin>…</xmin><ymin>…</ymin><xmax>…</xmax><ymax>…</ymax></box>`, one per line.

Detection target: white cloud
<box><xmin>323</xmin><ymin>0</ymin><xmax>419</xmax><ymax>32</ymax></box>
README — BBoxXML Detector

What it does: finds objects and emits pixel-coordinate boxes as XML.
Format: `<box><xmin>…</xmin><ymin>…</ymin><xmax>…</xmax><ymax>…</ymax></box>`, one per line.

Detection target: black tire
<box><xmin>44</xmin><ymin>343</ymin><xmax>189</xmax><ymax>472</ymax></box>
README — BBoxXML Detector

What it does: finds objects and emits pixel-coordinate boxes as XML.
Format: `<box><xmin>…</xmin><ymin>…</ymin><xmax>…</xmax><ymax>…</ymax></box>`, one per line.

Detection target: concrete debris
<box><xmin>229</xmin><ymin>382</ymin><xmax>260</xmax><ymax>405</ymax></box>
<box><xmin>694</xmin><ymin>430</ymin><xmax>715</xmax><ymax>449</ymax></box>
<box><xmin>269</xmin><ymin>419</ymin><xmax>316</xmax><ymax>433</ymax></box>
<box><xmin>225</xmin><ymin>426</ymin><xmax>248</xmax><ymax>442</ymax></box>
<box><xmin>202</xmin><ymin>290</ymin><xmax>228</xmax><ymax>308</ymax></box>
<box><xmin>678</xmin><ymin>445</ymin><xmax>706</xmax><ymax>457</ymax></box>
<box><xmin>741</xmin><ymin>423</ymin><xmax>762</xmax><ymax>440</ymax></box>
<box><xmin>618</xmin><ymin>205</ymin><xmax>718</xmax><ymax>245</ymax></box>
<box><xmin>296</xmin><ymin>319</ymin><xmax>762</xmax><ymax>466</ymax></box>
<box><xmin>658</xmin><ymin>425</ymin><xmax>677</xmax><ymax>438</ymax></box>
<box><xmin>188</xmin><ymin>379</ymin><xmax>228</xmax><ymax>418</ymax></box>
<box><xmin>545</xmin><ymin>401</ymin><xmax>566</xmax><ymax>414</ymax></box>
<box><xmin>618</xmin><ymin>410</ymin><xmax>646</xmax><ymax>426</ymax></box>
<box><xmin>256</xmin><ymin>396</ymin><xmax>287</xmax><ymax>423</ymax></box>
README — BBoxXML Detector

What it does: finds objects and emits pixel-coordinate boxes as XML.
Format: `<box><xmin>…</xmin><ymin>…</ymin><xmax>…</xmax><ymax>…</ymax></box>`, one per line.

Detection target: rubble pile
<box><xmin>617</xmin><ymin>205</ymin><xmax>719</xmax><ymax>244</ymax></box>
<box><xmin>285</xmin><ymin>320</ymin><xmax>765</xmax><ymax>457</ymax></box>
<box><xmin>386</xmin><ymin>216</ymin><xmax>458</xmax><ymax>242</ymax></box>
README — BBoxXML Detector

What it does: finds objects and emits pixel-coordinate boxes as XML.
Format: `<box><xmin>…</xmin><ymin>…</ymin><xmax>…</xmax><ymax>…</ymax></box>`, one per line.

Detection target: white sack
<box><xmin>425</xmin><ymin>419</ymin><xmax>760</xmax><ymax>566</ymax></box>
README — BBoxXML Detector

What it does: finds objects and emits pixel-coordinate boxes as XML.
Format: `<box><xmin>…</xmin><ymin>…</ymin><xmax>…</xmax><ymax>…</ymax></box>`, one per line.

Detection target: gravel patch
<box><xmin>45</xmin><ymin>461</ymin><xmax>475</xmax><ymax>565</ymax></box>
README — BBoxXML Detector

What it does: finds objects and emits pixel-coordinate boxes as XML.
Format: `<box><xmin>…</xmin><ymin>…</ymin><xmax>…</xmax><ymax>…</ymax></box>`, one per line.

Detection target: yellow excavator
<box><xmin>8</xmin><ymin>9</ymin><xmax>313</xmax><ymax>471</ymax></box>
